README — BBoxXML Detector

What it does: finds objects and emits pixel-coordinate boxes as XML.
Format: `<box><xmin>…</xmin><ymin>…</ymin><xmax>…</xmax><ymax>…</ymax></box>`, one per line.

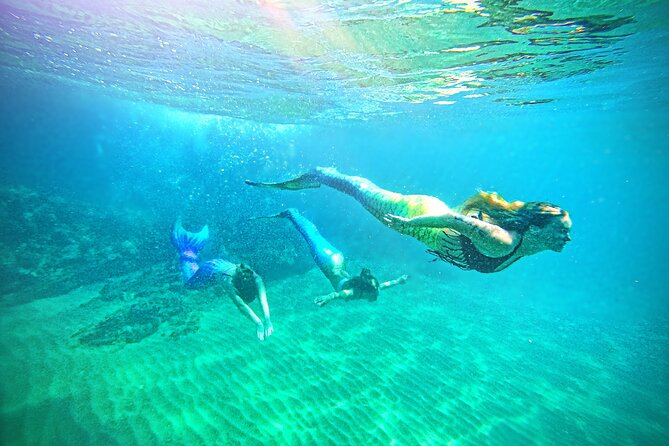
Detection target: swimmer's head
<box><xmin>344</xmin><ymin>268</ymin><xmax>380</xmax><ymax>301</ymax></box>
<box><xmin>232</xmin><ymin>263</ymin><xmax>260</xmax><ymax>303</ymax></box>
<box><xmin>519</xmin><ymin>203</ymin><xmax>572</xmax><ymax>252</ymax></box>
<box><xmin>461</xmin><ymin>191</ymin><xmax>571</xmax><ymax>253</ymax></box>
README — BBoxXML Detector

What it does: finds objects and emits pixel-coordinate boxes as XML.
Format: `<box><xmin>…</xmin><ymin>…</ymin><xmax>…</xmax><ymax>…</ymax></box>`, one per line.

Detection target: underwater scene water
<box><xmin>1</xmin><ymin>1</ymin><xmax>668</xmax><ymax>445</ymax></box>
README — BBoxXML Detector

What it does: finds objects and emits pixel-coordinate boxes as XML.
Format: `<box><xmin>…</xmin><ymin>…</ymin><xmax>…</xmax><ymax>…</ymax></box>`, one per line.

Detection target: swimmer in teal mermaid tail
<box><xmin>171</xmin><ymin>220</ymin><xmax>273</xmax><ymax>340</ymax></box>
<box><xmin>246</xmin><ymin>167</ymin><xmax>571</xmax><ymax>273</ymax></box>
<box><xmin>253</xmin><ymin>208</ymin><xmax>408</xmax><ymax>306</ymax></box>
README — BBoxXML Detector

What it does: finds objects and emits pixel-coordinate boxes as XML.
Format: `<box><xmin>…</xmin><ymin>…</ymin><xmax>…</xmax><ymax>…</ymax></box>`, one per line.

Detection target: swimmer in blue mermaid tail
<box><xmin>171</xmin><ymin>220</ymin><xmax>273</xmax><ymax>340</ymax></box>
<box><xmin>246</xmin><ymin>167</ymin><xmax>572</xmax><ymax>273</ymax></box>
<box><xmin>253</xmin><ymin>208</ymin><xmax>408</xmax><ymax>307</ymax></box>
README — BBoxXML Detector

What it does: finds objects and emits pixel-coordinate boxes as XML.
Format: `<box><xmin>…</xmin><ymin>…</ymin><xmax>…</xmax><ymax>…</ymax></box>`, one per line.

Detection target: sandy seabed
<box><xmin>1</xmin><ymin>264</ymin><xmax>667</xmax><ymax>446</ymax></box>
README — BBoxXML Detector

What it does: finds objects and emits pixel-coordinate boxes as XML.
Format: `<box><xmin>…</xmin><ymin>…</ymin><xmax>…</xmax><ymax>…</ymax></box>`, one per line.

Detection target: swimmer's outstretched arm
<box><xmin>255</xmin><ymin>274</ymin><xmax>273</xmax><ymax>338</ymax></box>
<box><xmin>313</xmin><ymin>275</ymin><xmax>409</xmax><ymax>307</ymax></box>
<box><xmin>314</xmin><ymin>289</ymin><xmax>354</xmax><ymax>307</ymax></box>
<box><xmin>230</xmin><ymin>294</ymin><xmax>268</xmax><ymax>341</ymax></box>
<box><xmin>384</xmin><ymin>212</ymin><xmax>515</xmax><ymax>256</ymax></box>
<box><xmin>378</xmin><ymin>274</ymin><xmax>409</xmax><ymax>291</ymax></box>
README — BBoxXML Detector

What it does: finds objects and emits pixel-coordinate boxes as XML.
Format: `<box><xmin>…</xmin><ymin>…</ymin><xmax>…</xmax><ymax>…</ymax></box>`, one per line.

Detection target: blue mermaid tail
<box><xmin>171</xmin><ymin>220</ymin><xmax>210</xmax><ymax>282</ymax></box>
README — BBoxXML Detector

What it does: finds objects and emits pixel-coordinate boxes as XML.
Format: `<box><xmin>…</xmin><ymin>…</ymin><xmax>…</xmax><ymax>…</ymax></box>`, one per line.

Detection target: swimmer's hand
<box><xmin>379</xmin><ymin>274</ymin><xmax>409</xmax><ymax>291</ymax></box>
<box><xmin>315</xmin><ymin>289</ymin><xmax>354</xmax><ymax>307</ymax></box>
<box><xmin>314</xmin><ymin>292</ymin><xmax>337</xmax><ymax>307</ymax></box>
<box><xmin>383</xmin><ymin>214</ymin><xmax>411</xmax><ymax>228</ymax></box>
<box><xmin>264</xmin><ymin>319</ymin><xmax>274</xmax><ymax>338</ymax></box>
<box><xmin>256</xmin><ymin>322</ymin><xmax>266</xmax><ymax>341</ymax></box>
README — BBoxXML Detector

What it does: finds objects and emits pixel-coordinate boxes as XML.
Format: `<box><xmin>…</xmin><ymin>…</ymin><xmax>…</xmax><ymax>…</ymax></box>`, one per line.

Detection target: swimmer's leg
<box><xmin>171</xmin><ymin>220</ymin><xmax>210</xmax><ymax>283</ymax></box>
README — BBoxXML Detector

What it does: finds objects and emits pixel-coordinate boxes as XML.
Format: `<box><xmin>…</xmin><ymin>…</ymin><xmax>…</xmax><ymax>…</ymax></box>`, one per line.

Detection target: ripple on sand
<box><xmin>1</xmin><ymin>270</ymin><xmax>668</xmax><ymax>445</ymax></box>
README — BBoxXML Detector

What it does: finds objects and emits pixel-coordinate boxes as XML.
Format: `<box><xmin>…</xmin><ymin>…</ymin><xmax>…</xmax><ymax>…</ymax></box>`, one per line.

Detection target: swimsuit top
<box><xmin>429</xmin><ymin>231</ymin><xmax>524</xmax><ymax>273</ymax></box>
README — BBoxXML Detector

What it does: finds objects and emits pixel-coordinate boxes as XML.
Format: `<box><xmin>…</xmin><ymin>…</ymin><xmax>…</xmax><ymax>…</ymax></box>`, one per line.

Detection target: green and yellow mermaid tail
<box><xmin>245</xmin><ymin>167</ymin><xmax>451</xmax><ymax>254</ymax></box>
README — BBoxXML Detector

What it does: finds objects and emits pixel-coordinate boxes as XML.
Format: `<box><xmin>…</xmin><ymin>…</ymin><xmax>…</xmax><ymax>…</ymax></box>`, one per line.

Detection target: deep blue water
<box><xmin>2</xmin><ymin>65</ymin><xmax>667</xmax><ymax>319</ymax></box>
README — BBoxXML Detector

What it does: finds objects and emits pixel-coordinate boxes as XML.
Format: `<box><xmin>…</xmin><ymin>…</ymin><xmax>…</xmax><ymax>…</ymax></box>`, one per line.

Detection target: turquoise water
<box><xmin>1</xmin><ymin>1</ymin><xmax>668</xmax><ymax>445</ymax></box>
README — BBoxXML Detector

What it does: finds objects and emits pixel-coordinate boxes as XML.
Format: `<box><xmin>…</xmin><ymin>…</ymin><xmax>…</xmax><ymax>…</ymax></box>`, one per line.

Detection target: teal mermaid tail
<box><xmin>253</xmin><ymin>207</ymin><xmax>349</xmax><ymax>289</ymax></box>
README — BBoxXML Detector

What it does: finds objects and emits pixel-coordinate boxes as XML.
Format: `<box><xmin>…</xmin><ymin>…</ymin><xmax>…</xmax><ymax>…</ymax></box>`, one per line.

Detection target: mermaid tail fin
<box><xmin>248</xmin><ymin>208</ymin><xmax>297</xmax><ymax>221</ymax></box>
<box><xmin>171</xmin><ymin>220</ymin><xmax>209</xmax><ymax>259</ymax></box>
<box><xmin>245</xmin><ymin>173</ymin><xmax>320</xmax><ymax>190</ymax></box>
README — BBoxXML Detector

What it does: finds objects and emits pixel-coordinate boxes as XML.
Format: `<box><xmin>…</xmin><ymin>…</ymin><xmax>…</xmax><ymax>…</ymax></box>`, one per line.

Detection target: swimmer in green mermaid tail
<box><xmin>246</xmin><ymin>167</ymin><xmax>571</xmax><ymax>273</ymax></box>
<box><xmin>252</xmin><ymin>208</ymin><xmax>408</xmax><ymax>306</ymax></box>
<box><xmin>171</xmin><ymin>220</ymin><xmax>273</xmax><ymax>340</ymax></box>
